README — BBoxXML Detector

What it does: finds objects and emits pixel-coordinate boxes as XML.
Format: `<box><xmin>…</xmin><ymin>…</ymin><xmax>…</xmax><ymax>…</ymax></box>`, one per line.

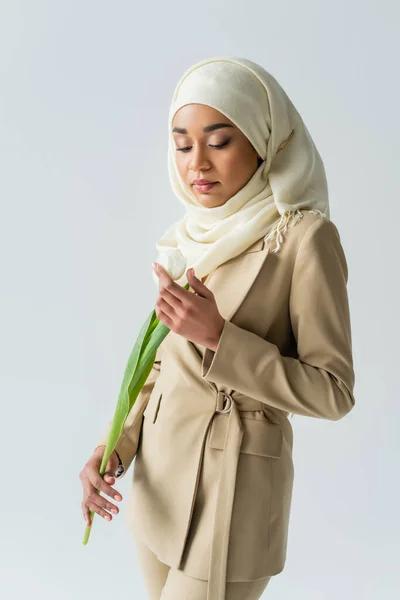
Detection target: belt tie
<box><xmin>207</xmin><ymin>391</ymin><xmax>244</xmax><ymax>600</ymax></box>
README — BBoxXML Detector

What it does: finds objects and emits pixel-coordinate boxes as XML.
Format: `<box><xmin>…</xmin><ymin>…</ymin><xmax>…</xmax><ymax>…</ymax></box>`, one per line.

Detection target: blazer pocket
<box><xmin>208</xmin><ymin>413</ymin><xmax>283</xmax><ymax>458</ymax></box>
<box><xmin>143</xmin><ymin>386</ymin><xmax>162</xmax><ymax>421</ymax></box>
<box><xmin>152</xmin><ymin>393</ymin><xmax>162</xmax><ymax>423</ymax></box>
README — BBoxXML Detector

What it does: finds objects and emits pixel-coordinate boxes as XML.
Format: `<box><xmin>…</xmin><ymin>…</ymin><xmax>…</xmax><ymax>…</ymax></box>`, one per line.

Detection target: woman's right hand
<box><xmin>79</xmin><ymin>445</ymin><xmax>123</xmax><ymax>526</ymax></box>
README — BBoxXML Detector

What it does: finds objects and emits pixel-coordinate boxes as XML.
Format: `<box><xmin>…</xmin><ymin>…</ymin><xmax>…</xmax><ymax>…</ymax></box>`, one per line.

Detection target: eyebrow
<box><xmin>172</xmin><ymin>123</ymin><xmax>234</xmax><ymax>134</ymax></box>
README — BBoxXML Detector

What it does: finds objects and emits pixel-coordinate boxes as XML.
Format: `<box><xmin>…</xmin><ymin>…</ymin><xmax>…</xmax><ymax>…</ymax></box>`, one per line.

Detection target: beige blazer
<box><xmin>96</xmin><ymin>210</ymin><xmax>356</xmax><ymax>600</ymax></box>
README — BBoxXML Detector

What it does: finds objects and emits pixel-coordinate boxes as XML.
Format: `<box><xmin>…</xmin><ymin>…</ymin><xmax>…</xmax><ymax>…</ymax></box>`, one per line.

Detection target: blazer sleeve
<box><xmin>94</xmin><ymin>343</ymin><xmax>165</xmax><ymax>478</ymax></box>
<box><xmin>201</xmin><ymin>217</ymin><xmax>356</xmax><ymax>421</ymax></box>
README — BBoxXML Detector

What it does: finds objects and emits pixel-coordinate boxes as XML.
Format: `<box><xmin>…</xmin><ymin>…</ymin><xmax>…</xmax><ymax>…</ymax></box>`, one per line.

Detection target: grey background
<box><xmin>1</xmin><ymin>1</ymin><xmax>398</xmax><ymax>598</ymax></box>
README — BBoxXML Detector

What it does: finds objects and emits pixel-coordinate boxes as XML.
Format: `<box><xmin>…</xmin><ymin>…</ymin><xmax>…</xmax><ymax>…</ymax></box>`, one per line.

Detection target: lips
<box><xmin>192</xmin><ymin>182</ymin><xmax>218</xmax><ymax>193</ymax></box>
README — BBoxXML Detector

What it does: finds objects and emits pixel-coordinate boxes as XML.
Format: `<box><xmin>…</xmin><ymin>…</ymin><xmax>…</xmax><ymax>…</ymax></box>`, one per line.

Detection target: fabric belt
<box><xmin>207</xmin><ymin>391</ymin><xmax>244</xmax><ymax>600</ymax></box>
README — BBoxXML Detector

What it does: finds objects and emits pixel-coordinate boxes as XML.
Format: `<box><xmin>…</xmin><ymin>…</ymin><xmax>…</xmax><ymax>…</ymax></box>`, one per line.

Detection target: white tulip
<box><xmin>152</xmin><ymin>248</ymin><xmax>187</xmax><ymax>285</ymax></box>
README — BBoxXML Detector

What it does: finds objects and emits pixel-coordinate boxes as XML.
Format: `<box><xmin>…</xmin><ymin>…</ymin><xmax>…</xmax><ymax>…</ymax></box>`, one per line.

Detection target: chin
<box><xmin>193</xmin><ymin>190</ymin><xmax>228</xmax><ymax>206</ymax></box>
<box><xmin>199</xmin><ymin>198</ymin><xmax>228</xmax><ymax>208</ymax></box>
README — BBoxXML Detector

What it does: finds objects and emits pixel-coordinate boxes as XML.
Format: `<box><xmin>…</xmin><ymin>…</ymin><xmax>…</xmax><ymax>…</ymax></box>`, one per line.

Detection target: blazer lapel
<box><xmin>205</xmin><ymin>236</ymin><xmax>269</xmax><ymax>323</ymax></box>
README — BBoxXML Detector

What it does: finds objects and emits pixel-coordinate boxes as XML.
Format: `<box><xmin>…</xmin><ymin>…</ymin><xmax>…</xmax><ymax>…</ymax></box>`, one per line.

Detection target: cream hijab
<box><xmin>153</xmin><ymin>56</ymin><xmax>330</xmax><ymax>287</ymax></box>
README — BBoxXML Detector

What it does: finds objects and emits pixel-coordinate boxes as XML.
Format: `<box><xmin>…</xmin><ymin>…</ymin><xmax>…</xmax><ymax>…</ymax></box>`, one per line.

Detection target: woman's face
<box><xmin>172</xmin><ymin>104</ymin><xmax>262</xmax><ymax>208</ymax></box>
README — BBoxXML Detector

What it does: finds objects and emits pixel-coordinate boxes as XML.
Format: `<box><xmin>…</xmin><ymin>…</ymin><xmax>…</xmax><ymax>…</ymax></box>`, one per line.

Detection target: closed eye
<box><xmin>176</xmin><ymin>139</ymin><xmax>230</xmax><ymax>153</ymax></box>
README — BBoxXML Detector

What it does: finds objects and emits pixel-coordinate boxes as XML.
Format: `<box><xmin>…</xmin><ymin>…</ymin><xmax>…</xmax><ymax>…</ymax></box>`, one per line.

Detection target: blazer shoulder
<box><xmin>294</xmin><ymin>210</ymin><xmax>348</xmax><ymax>281</ymax></box>
<box><xmin>290</xmin><ymin>210</ymin><xmax>341</xmax><ymax>248</ymax></box>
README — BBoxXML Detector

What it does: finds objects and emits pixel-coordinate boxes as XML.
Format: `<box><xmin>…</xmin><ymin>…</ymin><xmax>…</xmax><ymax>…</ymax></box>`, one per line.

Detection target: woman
<box><xmin>80</xmin><ymin>56</ymin><xmax>356</xmax><ymax>600</ymax></box>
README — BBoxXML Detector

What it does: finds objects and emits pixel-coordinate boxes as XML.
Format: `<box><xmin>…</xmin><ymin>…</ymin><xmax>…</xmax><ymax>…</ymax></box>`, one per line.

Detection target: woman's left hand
<box><xmin>152</xmin><ymin>262</ymin><xmax>225</xmax><ymax>351</ymax></box>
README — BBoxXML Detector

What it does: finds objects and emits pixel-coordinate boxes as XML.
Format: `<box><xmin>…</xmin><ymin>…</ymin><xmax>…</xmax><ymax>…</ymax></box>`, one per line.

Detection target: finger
<box><xmin>159</xmin><ymin>283</ymin><xmax>185</xmax><ymax>312</ymax></box>
<box><xmin>84</xmin><ymin>496</ymin><xmax>115</xmax><ymax>522</ymax></box>
<box><xmin>91</xmin><ymin>451</ymin><xmax>119</xmax><ymax>483</ymax></box>
<box><xmin>154</xmin><ymin>264</ymin><xmax>188</xmax><ymax>302</ymax></box>
<box><xmin>93</xmin><ymin>446</ymin><xmax>119</xmax><ymax>471</ymax></box>
<box><xmin>105</xmin><ymin>454</ymin><xmax>119</xmax><ymax>478</ymax></box>
<box><xmin>157</xmin><ymin>294</ymin><xmax>180</xmax><ymax>321</ymax></box>
<box><xmin>187</xmin><ymin>269</ymin><xmax>212</xmax><ymax>299</ymax></box>
<box><xmin>155</xmin><ymin>307</ymin><xmax>174</xmax><ymax>329</ymax></box>
<box><xmin>86</xmin><ymin>463</ymin><xmax>123</xmax><ymax>503</ymax></box>
<box><xmin>84</xmin><ymin>485</ymin><xmax>121</xmax><ymax>518</ymax></box>
<box><xmin>91</xmin><ymin>447</ymin><xmax>117</xmax><ymax>482</ymax></box>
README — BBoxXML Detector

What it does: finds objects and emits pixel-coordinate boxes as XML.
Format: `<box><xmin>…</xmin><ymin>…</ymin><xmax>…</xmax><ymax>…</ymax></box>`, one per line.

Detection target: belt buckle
<box><xmin>216</xmin><ymin>391</ymin><xmax>233</xmax><ymax>414</ymax></box>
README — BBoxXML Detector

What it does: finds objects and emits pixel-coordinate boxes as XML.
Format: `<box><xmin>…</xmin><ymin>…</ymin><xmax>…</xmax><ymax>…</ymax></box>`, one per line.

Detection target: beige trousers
<box><xmin>133</xmin><ymin>533</ymin><xmax>272</xmax><ymax>600</ymax></box>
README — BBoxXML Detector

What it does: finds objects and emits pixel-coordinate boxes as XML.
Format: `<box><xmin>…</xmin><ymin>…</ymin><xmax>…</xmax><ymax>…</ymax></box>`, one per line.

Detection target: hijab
<box><xmin>153</xmin><ymin>56</ymin><xmax>330</xmax><ymax>287</ymax></box>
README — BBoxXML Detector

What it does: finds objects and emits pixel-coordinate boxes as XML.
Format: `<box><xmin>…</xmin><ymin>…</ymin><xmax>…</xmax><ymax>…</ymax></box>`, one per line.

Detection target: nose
<box><xmin>188</xmin><ymin>144</ymin><xmax>211</xmax><ymax>172</ymax></box>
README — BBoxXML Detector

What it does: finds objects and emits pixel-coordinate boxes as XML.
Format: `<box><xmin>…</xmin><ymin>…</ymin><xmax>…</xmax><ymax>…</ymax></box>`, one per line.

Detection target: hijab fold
<box><xmin>153</xmin><ymin>56</ymin><xmax>330</xmax><ymax>287</ymax></box>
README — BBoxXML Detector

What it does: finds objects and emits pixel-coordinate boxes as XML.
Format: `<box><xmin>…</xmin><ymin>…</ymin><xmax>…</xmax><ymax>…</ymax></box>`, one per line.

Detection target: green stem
<box><xmin>82</xmin><ymin>283</ymin><xmax>190</xmax><ymax>546</ymax></box>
